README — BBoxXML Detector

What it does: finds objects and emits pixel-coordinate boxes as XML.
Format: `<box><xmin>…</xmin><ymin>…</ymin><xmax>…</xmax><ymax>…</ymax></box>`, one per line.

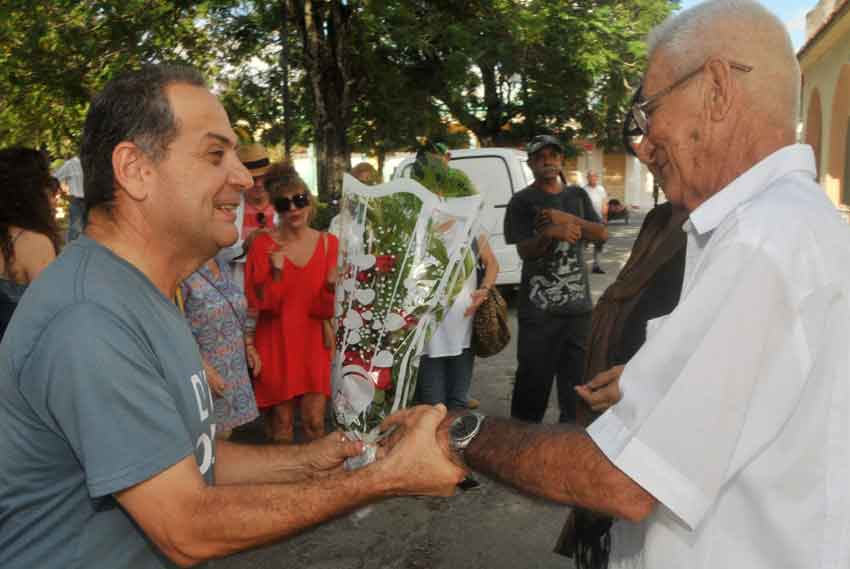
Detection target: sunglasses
<box><xmin>274</xmin><ymin>191</ymin><xmax>310</xmax><ymax>212</ymax></box>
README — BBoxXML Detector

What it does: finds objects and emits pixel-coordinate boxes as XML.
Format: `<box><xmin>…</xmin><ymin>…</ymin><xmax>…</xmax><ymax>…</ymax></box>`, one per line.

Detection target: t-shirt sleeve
<box><xmin>578</xmin><ymin>188</ymin><xmax>601</xmax><ymax>224</ymax></box>
<box><xmin>22</xmin><ymin>303</ymin><xmax>195</xmax><ymax>498</ymax></box>
<box><xmin>504</xmin><ymin>192</ymin><xmax>534</xmax><ymax>245</ymax></box>
<box><xmin>588</xmin><ymin>242</ymin><xmax>811</xmax><ymax>530</ymax></box>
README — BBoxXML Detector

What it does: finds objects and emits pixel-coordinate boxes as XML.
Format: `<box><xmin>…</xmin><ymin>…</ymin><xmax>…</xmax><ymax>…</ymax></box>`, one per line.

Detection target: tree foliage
<box><xmin>374</xmin><ymin>0</ymin><xmax>677</xmax><ymax>150</ymax></box>
<box><xmin>0</xmin><ymin>0</ymin><xmax>215</xmax><ymax>156</ymax></box>
<box><xmin>0</xmin><ymin>0</ymin><xmax>676</xmax><ymax>192</ymax></box>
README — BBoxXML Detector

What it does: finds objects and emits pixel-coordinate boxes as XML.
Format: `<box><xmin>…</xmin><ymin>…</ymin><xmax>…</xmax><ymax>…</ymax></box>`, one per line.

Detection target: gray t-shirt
<box><xmin>0</xmin><ymin>236</ymin><xmax>216</xmax><ymax>569</ymax></box>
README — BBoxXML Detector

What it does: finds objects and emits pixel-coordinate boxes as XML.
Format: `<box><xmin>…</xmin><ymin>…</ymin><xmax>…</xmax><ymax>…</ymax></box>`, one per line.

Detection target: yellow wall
<box><xmin>602</xmin><ymin>153</ymin><xmax>626</xmax><ymax>203</ymax></box>
<box><xmin>800</xmin><ymin>10</ymin><xmax>850</xmax><ymax>209</ymax></box>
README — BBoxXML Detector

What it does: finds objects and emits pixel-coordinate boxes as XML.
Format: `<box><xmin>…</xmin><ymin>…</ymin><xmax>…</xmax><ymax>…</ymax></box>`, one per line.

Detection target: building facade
<box><xmin>799</xmin><ymin>0</ymin><xmax>850</xmax><ymax>219</ymax></box>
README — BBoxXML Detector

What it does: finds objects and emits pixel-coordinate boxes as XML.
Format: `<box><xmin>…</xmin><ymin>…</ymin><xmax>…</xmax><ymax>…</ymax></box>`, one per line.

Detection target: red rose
<box><xmin>374</xmin><ymin>255</ymin><xmax>396</xmax><ymax>273</ymax></box>
<box><xmin>344</xmin><ymin>351</ymin><xmax>366</xmax><ymax>367</ymax></box>
<box><xmin>403</xmin><ymin>312</ymin><xmax>418</xmax><ymax>328</ymax></box>
<box><xmin>374</xmin><ymin>367</ymin><xmax>392</xmax><ymax>390</ymax></box>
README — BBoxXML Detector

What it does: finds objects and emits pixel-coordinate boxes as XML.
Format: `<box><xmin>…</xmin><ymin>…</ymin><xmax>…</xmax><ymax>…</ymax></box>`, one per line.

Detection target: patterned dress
<box><xmin>180</xmin><ymin>255</ymin><xmax>259</xmax><ymax>430</ymax></box>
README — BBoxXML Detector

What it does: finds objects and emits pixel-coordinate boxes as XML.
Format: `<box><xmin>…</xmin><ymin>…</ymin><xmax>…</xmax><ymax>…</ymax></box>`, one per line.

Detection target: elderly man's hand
<box><xmin>376</xmin><ymin>405</ymin><xmax>467</xmax><ymax>496</ymax></box>
<box><xmin>575</xmin><ymin>365</ymin><xmax>624</xmax><ymax>413</ymax></box>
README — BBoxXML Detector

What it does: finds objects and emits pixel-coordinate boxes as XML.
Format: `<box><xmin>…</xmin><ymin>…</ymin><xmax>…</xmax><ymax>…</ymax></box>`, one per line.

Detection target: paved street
<box><xmin>211</xmin><ymin>214</ymin><xmax>645</xmax><ymax>569</ymax></box>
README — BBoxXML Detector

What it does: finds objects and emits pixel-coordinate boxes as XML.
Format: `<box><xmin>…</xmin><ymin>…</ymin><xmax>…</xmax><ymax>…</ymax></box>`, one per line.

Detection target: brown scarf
<box><xmin>556</xmin><ymin>202</ymin><xmax>688</xmax><ymax>568</ymax></box>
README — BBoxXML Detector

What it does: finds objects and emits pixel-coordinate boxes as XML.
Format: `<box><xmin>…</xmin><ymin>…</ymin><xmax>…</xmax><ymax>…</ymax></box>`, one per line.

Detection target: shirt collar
<box><xmin>686</xmin><ymin>144</ymin><xmax>816</xmax><ymax>236</ymax></box>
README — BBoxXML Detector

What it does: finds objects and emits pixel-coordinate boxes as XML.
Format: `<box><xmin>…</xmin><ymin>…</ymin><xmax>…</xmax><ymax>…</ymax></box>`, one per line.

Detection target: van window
<box><xmin>449</xmin><ymin>156</ymin><xmax>514</xmax><ymax>206</ymax></box>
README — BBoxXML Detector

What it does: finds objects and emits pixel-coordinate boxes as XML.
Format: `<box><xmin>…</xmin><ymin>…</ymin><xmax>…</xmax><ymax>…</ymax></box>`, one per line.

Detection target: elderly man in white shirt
<box><xmin>584</xmin><ymin>171</ymin><xmax>608</xmax><ymax>274</ymax></box>
<box><xmin>397</xmin><ymin>2</ymin><xmax>850</xmax><ymax>568</ymax></box>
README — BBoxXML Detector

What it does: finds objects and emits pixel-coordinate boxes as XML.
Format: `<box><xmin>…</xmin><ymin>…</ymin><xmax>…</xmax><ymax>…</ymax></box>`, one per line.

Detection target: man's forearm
<box><xmin>214</xmin><ymin>440</ymin><xmax>316</xmax><ymax>485</ymax></box>
<box><xmin>579</xmin><ymin>220</ymin><xmax>608</xmax><ymax>243</ymax></box>
<box><xmin>464</xmin><ymin>417</ymin><xmax>654</xmax><ymax>522</ymax></box>
<box><xmin>178</xmin><ymin>463</ymin><xmax>398</xmax><ymax>565</ymax></box>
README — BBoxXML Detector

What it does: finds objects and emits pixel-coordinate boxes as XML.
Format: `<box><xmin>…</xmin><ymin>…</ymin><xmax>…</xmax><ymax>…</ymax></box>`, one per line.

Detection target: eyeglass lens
<box><xmin>623</xmin><ymin>87</ymin><xmax>645</xmax><ymax>157</ymax></box>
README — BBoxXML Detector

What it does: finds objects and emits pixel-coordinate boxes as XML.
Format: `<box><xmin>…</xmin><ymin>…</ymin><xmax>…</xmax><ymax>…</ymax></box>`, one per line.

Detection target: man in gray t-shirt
<box><xmin>0</xmin><ymin>65</ymin><xmax>466</xmax><ymax>568</ymax></box>
<box><xmin>0</xmin><ymin>236</ymin><xmax>214</xmax><ymax>568</ymax></box>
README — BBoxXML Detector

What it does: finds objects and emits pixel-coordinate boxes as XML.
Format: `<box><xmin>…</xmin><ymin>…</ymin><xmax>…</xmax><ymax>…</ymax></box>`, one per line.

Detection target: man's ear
<box><xmin>112</xmin><ymin>142</ymin><xmax>150</xmax><ymax>202</ymax></box>
<box><xmin>704</xmin><ymin>58</ymin><xmax>734</xmax><ymax>122</ymax></box>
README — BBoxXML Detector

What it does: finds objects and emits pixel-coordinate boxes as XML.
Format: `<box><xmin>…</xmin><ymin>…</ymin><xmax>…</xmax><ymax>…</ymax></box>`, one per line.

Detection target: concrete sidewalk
<box><xmin>211</xmin><ymin>213</ymin><xmax>645</xmax><ymax>569</ymax></box>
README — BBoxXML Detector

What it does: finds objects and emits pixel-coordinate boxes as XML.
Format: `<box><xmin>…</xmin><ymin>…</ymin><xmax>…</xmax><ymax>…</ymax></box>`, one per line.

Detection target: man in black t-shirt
<box><xmin>504</xmin><ymin>135</ymin><xmax>608</xmax><ymax>423</ymax></box>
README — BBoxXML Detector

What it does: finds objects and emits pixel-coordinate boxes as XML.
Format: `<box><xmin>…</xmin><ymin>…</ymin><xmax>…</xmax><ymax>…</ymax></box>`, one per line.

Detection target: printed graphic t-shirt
<box><xmin>0</xmin><ymin>236</ymin><xmax>216</xmax><ymax>569</ymax></box>
<box><xmin>504</xmin><ymin>184</ymin><xmax>600</xmax><ymax>317</ymax></box>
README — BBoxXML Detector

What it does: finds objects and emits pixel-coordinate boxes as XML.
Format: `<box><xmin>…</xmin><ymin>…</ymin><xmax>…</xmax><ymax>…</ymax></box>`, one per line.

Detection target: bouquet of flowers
<box><xmin>331</xmin><ymin>170</ymin><xmax>482</xmax><ymax>463</ymax></box>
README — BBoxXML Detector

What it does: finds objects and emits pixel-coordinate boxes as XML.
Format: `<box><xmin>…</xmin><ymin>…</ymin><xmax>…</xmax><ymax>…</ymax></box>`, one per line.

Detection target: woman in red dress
<box><xmin>244</xmin><ymin>161</ymin><xmax>337</xmax><ymax>442</ymax></box>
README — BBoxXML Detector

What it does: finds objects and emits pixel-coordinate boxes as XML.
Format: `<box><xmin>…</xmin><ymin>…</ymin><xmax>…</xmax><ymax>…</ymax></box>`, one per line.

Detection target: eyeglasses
<box><xmin>623</xmin><ymin>60</ymin><xmax>753</xmax><ymax>156</ymax></box>
<box><xmin>274</xmin><ymin>191</ymin><xmax>310</xmax><ymax>213</ymax></box>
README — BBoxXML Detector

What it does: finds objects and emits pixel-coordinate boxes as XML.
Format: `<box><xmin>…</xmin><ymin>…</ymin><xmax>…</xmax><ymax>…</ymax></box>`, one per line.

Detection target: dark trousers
<box><xmin>511</xmin><ymin>310</ymin><xmax>590</xmax><ymax>423</ymax></box>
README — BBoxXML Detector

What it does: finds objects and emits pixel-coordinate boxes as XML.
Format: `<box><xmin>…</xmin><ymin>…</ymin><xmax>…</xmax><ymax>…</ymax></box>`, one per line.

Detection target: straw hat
<box><xmin>237</xmin><ymin>143</ymin><xmax>271</xmax><ymax>176</ymax></box>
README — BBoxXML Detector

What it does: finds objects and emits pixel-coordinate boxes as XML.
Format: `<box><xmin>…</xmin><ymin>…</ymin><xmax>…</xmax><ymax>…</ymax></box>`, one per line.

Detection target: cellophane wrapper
<box><xmin>331</xmin><ymin>175</ymin><xmax>482</xmax><ymax>468</ymax></box>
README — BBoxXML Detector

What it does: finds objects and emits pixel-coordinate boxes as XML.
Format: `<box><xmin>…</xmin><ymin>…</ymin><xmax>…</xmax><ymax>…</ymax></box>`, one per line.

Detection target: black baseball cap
<box><xmin>526</xmin><ymin>134</ymin><xmax>564</xmax><ymax>156</ymax></box>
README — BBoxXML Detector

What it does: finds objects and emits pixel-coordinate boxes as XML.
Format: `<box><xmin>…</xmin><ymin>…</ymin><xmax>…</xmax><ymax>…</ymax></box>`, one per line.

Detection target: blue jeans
<box><xmin>415</xmin><ymin>348</ymin><xmax>475</xmax><ymax>410</ymax></box>
<box><xmin>67</xmin><ymin>197</ymin><xmax>85</xmax><ymax>242</ymax></box>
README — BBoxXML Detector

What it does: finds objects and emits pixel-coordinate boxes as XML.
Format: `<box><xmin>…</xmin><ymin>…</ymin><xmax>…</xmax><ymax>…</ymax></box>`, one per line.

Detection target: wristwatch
<box><xmin>449</xmin><ymin>412</ymin><xmax>486</xmax><ymax>451</ymax></box>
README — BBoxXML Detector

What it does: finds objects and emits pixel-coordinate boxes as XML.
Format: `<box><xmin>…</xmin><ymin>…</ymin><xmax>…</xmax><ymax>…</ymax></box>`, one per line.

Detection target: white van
<box><xmin>392</xmin><ymin>148</ymin><xmax>533</xmax><ymax>287</ymax></box>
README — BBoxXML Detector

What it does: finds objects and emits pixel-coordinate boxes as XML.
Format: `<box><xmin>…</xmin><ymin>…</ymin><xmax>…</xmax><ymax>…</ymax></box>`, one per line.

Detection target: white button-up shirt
<box><xmin>589</xmin><ymin>144</ymin><xmax>850</xmax><ymax>569</ymax></box>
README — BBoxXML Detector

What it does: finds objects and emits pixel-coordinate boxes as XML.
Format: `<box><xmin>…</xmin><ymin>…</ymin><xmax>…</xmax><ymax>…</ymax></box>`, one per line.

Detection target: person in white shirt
<box><xmin>54</xmin><ymin>156</ymin><xmax>84</xmax><ymax>241</ymax></box>
<box><xmin>387</xmin><ymin>2</ymin><xmax>850</xmax><ymax>568</ymax></box>
<box><xmin>584</xmin><ymin>171</ymin><xmax>608</xmax><ymax>274</ymax></box>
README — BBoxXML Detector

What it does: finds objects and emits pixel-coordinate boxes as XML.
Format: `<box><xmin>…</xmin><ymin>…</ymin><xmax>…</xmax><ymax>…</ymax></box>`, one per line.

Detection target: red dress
<box><xmin>245</xmin><ymin>231</ymin><xmax>337</xmax><ymax>407</ymax></box>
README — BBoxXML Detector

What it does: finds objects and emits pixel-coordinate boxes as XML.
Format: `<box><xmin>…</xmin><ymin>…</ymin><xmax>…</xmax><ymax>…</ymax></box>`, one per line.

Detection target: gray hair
<box><xmin>646</xmin><ymin>0</ymin><xmax>800</xmax><ymax>130</ymax></box>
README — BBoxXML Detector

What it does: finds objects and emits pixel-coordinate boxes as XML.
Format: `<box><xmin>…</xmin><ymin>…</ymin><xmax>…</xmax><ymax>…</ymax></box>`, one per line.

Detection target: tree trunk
<box><xmin>279</xmin><ymin>1</ymin><xmax>292</xmax><ymax>159</ymax></box>
<box><xmin>290</xmin><ymin>0</ymin><xmax>353</xmax><ymax>204</ymax></box>
<box><xmin>376</xmin><ymin>147</ymin><xmax>386</xmax><ymax>183</ymax></box>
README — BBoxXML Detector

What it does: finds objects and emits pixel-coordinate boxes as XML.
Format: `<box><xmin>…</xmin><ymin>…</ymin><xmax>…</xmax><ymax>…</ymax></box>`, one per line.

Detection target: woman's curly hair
<box><xmin>0</xmin><ymin>147</ymin><xmax>62</xmax><ymax>275</ymax></box>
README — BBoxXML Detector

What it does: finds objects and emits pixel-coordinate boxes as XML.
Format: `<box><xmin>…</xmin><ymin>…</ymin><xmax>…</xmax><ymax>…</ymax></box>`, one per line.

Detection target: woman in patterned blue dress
<box><xmin>180</xmin><ymin>252</ymin><xmax>260</xmax><ymax>437</ymax></box>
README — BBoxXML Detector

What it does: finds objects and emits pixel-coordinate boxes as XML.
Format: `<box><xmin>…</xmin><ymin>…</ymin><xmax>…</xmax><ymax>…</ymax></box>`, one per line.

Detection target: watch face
<box><xmin>451</xmin><ymin>414</ymin><xmax>480</xmax><ymax>440</ymax></box>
